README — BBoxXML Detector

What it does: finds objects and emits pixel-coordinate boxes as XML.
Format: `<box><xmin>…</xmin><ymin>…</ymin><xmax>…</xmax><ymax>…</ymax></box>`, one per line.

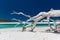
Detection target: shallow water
<box><xmin>0</xmin><ymin>24</ymin><xmax>55</xmax><ymax>28</ymax></box>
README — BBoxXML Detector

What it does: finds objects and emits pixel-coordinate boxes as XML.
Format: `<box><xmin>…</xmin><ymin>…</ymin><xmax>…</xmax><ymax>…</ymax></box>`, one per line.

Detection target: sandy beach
<box><xmin>0</xmin><ymin>27</ymin><xmax>60</xmax><ymax>40</ymax></box>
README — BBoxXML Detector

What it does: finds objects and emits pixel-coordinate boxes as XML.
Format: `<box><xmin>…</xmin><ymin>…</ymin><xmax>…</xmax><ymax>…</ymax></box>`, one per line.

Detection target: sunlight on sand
<box><xmin>0</xmin><ymin>27</ymin><xmax>60</xmax><ymax>40</ymax></box>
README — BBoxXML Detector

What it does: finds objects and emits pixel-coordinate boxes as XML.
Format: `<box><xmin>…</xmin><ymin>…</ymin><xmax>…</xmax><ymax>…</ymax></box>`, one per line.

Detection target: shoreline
<box><xmin>0</xmin><ymin>27</ymin><xmax>50</xmax><ymax>32</ymax></box>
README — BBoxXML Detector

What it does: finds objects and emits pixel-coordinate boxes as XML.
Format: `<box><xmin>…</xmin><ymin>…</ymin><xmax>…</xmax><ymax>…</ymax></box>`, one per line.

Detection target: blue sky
<box><xmin>0</xmin><ymin>0</ymin><xmax>60</xmax><ymax>21</ymax></box>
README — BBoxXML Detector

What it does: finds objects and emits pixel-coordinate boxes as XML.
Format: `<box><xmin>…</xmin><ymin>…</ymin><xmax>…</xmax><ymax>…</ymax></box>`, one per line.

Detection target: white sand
<box><xmin>0</xmin><ymin>27</ymin><xmax>60</xmax><ymax>40</ymax></box>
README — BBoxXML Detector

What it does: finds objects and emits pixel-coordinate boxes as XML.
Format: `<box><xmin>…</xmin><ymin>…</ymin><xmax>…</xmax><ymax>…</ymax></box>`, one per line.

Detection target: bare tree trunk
<box><xmin>30</xmin><ymin>21</ymin><xmax>37</xmax><ymax>32</ymax></box>
<box><xmin>47</xmin><ymin>14</ymin><xmax>52</xmax><ymax>31</ymax></box>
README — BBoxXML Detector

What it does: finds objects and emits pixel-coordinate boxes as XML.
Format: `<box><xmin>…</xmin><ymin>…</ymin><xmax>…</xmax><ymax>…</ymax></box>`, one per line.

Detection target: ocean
<box><xmin>0</xmin><ymin>24</ymin><xmax>54</xmax><ymax>28</ymax></box>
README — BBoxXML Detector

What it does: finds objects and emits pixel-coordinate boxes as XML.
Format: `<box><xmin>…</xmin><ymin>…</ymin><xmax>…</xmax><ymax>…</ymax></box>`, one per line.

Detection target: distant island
<box><xmin>0</xmin><ymin>19</ymin><xmax>11</xmax><ymax>22</ymax></box>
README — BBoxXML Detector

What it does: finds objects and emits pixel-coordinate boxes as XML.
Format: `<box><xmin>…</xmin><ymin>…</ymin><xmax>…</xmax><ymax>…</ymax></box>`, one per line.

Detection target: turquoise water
<box><xmin>0</xmin><ymin>24</ymin><xmax>55</xmax><ymax>28</ymax></box>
